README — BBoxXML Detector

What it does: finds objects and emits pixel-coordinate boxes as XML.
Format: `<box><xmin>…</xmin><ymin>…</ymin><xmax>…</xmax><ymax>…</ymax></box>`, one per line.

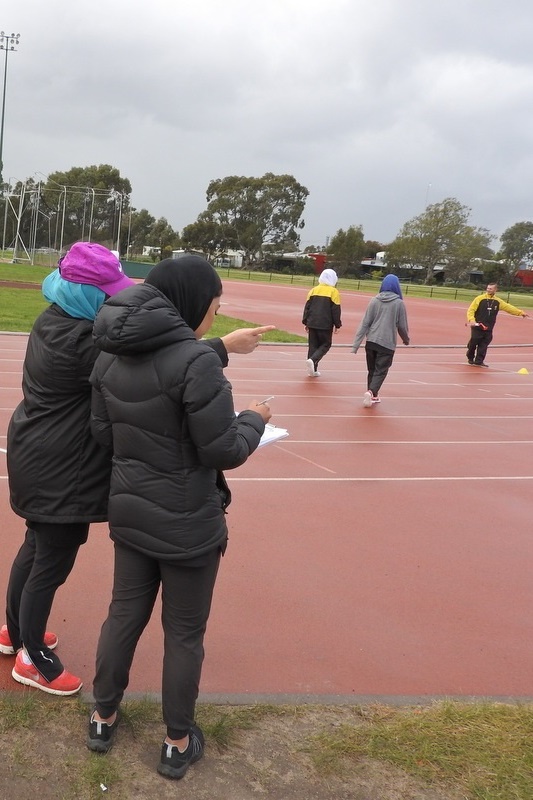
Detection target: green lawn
<box><xmin>1</xmin><ymin>260</ymin><xmax>532</xmax><ymax>334</ymax></box>
<box><xmin>0</xmin><ymin>264</ymin><xmax>304</xmax><ymax>340</ymax></box>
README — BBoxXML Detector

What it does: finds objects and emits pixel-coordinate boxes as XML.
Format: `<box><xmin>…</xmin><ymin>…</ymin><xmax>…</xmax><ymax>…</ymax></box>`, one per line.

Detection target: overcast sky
<box><xmin>2</xmin><ymin>0</ymin><xmax>533</xmax><ymax>249</ymax></box>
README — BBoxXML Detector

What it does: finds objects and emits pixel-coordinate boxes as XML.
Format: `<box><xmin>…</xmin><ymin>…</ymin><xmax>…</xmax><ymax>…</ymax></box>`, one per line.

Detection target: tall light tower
<box><xmin>0</xmin><ymin>31</ymin><xmax>20</xmax><ymax>184</ymax></box>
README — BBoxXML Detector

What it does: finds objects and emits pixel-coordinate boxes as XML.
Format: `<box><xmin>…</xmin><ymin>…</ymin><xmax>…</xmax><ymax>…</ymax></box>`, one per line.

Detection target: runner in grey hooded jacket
<box><xmin>352</xmin><ymin>274</ymin><xmax>409</xmax><ymax>402</ymax></box>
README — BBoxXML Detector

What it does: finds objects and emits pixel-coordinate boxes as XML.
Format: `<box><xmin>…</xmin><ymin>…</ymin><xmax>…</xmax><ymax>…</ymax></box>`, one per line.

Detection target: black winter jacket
<box><xmin>8</xmin><ymin>305</ymin><xmax>111</xmax><ymax>523</ymax></box>
<box><xmin>90</xmin><ymin>283</ymin><xmax>265</xmax><ymax>561</ymax></box>
<box><xmin>302</xmin><ymin>284</ymin><xmax>342</xmax><ymax>330</ymax></box>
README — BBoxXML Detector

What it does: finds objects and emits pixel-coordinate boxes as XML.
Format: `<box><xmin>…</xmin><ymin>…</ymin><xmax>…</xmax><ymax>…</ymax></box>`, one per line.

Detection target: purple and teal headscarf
<box><xmin>42</xmin><ymin>269</ymin><xmax>107</xmax><ymax>320</ymax></box>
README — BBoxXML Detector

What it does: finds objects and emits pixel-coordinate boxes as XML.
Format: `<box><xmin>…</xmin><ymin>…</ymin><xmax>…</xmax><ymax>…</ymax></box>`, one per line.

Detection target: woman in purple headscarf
<box><xmin>352</xmin><ymin>274</ymin><xmax>410</xmax><ymax>407</ymax></box>
<box><xmin>2</xmin><ymin>242</ymin><xmax>135</xmax><ymax>696</ymax></box>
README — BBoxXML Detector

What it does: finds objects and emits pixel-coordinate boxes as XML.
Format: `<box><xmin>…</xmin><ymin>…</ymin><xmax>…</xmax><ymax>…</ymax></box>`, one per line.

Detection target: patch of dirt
<box><xmin>0</xmin><ymin>705</ymin><xmax>465</xmax><ymax>800</ymax></box>
<box><xmin>0</xmin><ymin>280</ymin><xmax>41</xmax><ymax>289</ymax></box>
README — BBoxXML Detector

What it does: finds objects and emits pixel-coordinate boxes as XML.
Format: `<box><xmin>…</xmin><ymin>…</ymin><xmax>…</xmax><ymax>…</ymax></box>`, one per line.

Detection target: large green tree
<box><xmin>364</xmin><ymin>240</ymin><xmax>386</xmax><ymax>258</ymax></box>
<box><xmin>188</xmin><ymin>173</ymin><xmax>308</xmax><ymax>265</ymax></box>
<box><xmin>123</xmin><ymin>208</ymin><xmax>155</xmax><ymax>256</ymax></box>
<box><xmin>387</xmin><ymin>198</ymin><xmax>493</xmax><ymax>284</ymax></box>
<box><xmin>148</xmin><ymin>216</ymin><xmax>181</xmax><ymax>259</ymax></box>
<box><xmin>2</xmin><ymin>166</ymin><xmax>184</xmax><ymax>259</ymax></box>
<box><xmin>181</xmin><ymin>219</ymin><xmax>238</xmax><ymax>261</ymax></box>
<box><xmin>40</xmin><ymin>164</ymin><xmax>132</xmax><ymax>251</ymax></box>
<box><xmin>326</xmin><ymin>225</ymin><xmax>365</xmax><ymax>276</ymax></box>
<box><xmin>499</xmin><ymin>221</ymin><xmax>533</xmax><ymax>283</ymax></box>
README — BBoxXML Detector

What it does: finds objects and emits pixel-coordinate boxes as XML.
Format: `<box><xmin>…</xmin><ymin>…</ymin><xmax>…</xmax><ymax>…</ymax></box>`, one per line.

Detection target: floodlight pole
<box><xmin>0</xmin><ymin>32</ymin><xmax>20</xmax><ymax>183</ymax></box>
<box><xmin>108</xmin><ymin>189</ymin><xmax>123</xmax><ymax>253</ymax></box>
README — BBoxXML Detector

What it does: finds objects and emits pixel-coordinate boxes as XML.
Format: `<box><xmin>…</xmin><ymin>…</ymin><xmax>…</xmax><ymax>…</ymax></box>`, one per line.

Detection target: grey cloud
<box><xmin>3</xmin><ymin>0</ymin><xmax>533</xmax><ymax>246</ymax></box>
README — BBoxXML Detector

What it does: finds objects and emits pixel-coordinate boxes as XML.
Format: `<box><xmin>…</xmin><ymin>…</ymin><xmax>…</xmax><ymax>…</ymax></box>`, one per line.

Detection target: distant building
<box><xmin>142</xmin><ymin>245</ymin><xmax>160</xmax><ymax>258</ymax></box>
<box><xmin>212</xmin><ymin>250</ymin><xmax>244</xmax><ymax>268</ymax></box>
<box><xmin>360</xmin><ymin>251</ymin><xmax>387</xmax><ymax>272</ymax></box>
<box><xmin>267</xmin><ymin>252</ymin><xmax>326</xmax><ymax>274</ymax></box>
<box><xmin>514</xmin><ymin>266</ymin><xmax>533</xmax><ymax>286</ymax></box>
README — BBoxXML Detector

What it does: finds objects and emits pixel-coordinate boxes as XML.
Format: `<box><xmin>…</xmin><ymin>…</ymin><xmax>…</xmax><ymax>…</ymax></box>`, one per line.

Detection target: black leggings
<box><xmin>93</xmin><ymin>542</ymin><xmax>222</xmax><ymax>740</ymax></box>
<box><xmin>307</xmin><ymin>328</ymin><xmax>333</xmax><ymax>368</ymax></box>
<box><xmin>5</xmin><ymin>523</ymin><xmax>89</xmax><ymax>681</ymax></box>
<box><xmin>365</xmin><ymin>343</ymin><xmax>395</xmax><ymax>396</ymax></box>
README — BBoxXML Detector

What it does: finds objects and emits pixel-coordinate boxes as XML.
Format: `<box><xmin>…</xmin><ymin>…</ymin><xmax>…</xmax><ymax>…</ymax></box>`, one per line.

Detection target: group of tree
<box><xmin>385</xmin><ymin>198</ymin><xmax>494</xmax><ymax>284</ymax></box>
<box><xmin>3</xmin><ymin>163</ymin><xmax>533</xmax><ymax>286</ymax></box>
<box><xmin>181</xmin><ymin>173</ymin><xmax>309</xmax><ymax>265</ymax></box>
<box><xmin>0</xmin><ymin>167</ymin><xmax>309</xmax><ymax>266</ymax></box>
<box><xmin>329</xmin><ymin>202</ymin><xmax>533</xmax><ymax>286</ymax></box>
<box><xmin>324</xmin><ymin>226</ymin><xmax>386</xmax><ymax>276</ymax></box>
<box><xmin>1</xmin><ymin>165</ymin><xmax>181</xmax><ymax>260</ymax></box>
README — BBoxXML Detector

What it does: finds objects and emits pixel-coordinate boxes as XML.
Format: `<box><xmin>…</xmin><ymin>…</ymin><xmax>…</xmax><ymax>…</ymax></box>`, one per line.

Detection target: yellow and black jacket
<box><xmin>302</xmin><ymin>284</ymin><xmax>342</xmax><ymax>331</ymax></box>
<box><xmin>467</xmin><ymin>293</ymin><xmax>524</xmax><ymax>331</ymax></box>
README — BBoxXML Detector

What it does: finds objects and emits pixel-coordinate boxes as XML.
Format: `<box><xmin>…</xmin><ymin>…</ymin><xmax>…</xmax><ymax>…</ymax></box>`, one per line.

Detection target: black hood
<box><xmin>93</xmin><ymin>283</ymin><xmax>195</xmax><ymax>355</ymax></box>
<box><xmin>144</xmin><ymin>256</ymin><xmax>222</xmax><ymax>332</ymax></box>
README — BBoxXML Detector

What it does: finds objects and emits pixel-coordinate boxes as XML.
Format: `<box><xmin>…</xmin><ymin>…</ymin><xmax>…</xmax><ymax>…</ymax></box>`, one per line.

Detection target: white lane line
<box><xmin>273</xmin><ymin>446</ymin><xmax>336</xmax><ymax>474</ymax></box>
<box><xmin>2</xmin><ymin>440</ymin><xmax>528</xmax><ymax>449</ymax></box>
<box><xmin>278</xmin><ymin>440</ymin><xmax>533</xmax><ymax>445</ymax></box>
<box><xmin>230</xmin><ymin>476</ymin><xmax>533</xmax><ymax>482</ymax></box>
<box><xmin>257</xmin><ymin>414</ymin><xmax>533</xmax><ymax>419</ymax></box>
<box><xmin>232</xmin><ymin>387</ymin><xmax>533</xmax><ymax>395</ymax></box>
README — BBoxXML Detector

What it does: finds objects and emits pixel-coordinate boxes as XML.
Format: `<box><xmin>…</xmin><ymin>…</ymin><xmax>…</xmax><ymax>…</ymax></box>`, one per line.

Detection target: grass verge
<box><xmin>308</xmin><ymin>700</ymin><xmax>533</xmax><ymax>799</ymax></box>
<box><xmin>0</xmin><ymin>696</ymin><xmax>532</xmax><ymax>799</ymax></box>
<box><xmin>0</xmin><ymin>281</ymin><xmax>306</xmax><ymax>341</ymax></box>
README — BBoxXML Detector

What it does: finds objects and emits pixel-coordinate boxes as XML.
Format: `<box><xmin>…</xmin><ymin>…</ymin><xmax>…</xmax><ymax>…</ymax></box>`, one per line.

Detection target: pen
<box><xmin>257</xmin><ymin>395</ymin><xmax>274</xmax><ymax>405</ymax></box>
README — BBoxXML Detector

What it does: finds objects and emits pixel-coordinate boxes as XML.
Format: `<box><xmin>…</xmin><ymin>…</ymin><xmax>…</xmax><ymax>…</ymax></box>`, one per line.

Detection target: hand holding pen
<box><xmin>248</xmin><ymin>396</ymin><xmax>273</xmax><ymax>422</ymax></box>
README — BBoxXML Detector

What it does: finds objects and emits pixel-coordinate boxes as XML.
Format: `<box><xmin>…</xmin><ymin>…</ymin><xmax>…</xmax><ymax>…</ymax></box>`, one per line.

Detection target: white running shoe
<box><xmin>306</xmin><ymin>358</ymin><xmax>315</xmax><ymax>376</ymax></box>
<box><xmin>313</xmin><ymin>370</ymin><xmax>321</xmax><ymax>377</ymax></box>
<box><xmin>371</xmin><ymin>396</ymin><xmax>381</xmax><ymax>404</ymax></box>
<box><xmin>363</xmin><ymin>391</ymin><xmax>373</xmax><ymax>407</ymax></box>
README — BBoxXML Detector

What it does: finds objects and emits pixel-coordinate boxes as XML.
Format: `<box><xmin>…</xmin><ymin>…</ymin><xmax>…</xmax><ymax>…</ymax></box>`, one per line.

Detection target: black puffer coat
<box><xmin>8</xmin><ymin>305</ymin><xmax>111</xmax><ymax>523</ymax></box>
<box><xmin>90</xmin><ymin>283</ymin><xmax>264</xmax><ymax>561</ymax></box>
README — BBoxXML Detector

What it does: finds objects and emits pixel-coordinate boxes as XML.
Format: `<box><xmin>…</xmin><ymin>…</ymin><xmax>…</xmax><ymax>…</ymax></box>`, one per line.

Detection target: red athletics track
<box><xmin>0</xmin><ymin>281</ymin><xmax>533</xmax><ymax>703</ymax></box>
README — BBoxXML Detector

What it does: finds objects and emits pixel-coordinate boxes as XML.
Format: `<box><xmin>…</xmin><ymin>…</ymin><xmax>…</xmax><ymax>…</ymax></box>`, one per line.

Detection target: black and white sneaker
<box><xmin>157</xmin><ymin>725</ymin><xmax>205</xmax><ymax>779</ymax></box>
<box><xmin>87</xmin><ymin>709</ymin><xmax>120</xmax><ymax>753</ymax></box>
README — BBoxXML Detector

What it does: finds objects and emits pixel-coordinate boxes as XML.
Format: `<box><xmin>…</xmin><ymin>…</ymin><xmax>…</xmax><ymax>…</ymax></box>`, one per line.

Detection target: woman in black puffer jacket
<box><xmin>3</xmin><ymin>242</ymin><xmax>135</xmax><ymax>696</ymax></box>
<box><xmin>87</xmin><ymin>257</ymin><xmax>272</xmax><ymax>780</ymax></box>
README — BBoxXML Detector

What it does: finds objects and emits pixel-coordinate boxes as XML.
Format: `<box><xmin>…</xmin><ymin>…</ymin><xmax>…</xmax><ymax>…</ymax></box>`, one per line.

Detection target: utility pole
<box><xmin>0</xmin><ymin>32</ymin><xmax>20</xmax><ymax>184</ymax></box>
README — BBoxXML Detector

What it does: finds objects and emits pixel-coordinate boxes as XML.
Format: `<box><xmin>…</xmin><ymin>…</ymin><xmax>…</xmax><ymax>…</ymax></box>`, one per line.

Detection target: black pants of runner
<box><xmin>5</xmin><ymin>523</ymin><xmax>89</xmax><ymax>680</ymax></box>
<box><xmin>307</xmin><ymin>327</ymin><xmax>333</xmax><ymax>369</ymax></box>
<box><xmin>93</xmin><ymin>541</ymin><xmax>221</xmax><ymax>740</ymax></box>
<box><xmin>466</xmin><ymin>327</ymin><xmax>493</xmax><ymax>364</ymax></box>
<box><xmin>365</xmin><ymin>343</ymin><xmax>395</xmax><ymax>396</ymax></box>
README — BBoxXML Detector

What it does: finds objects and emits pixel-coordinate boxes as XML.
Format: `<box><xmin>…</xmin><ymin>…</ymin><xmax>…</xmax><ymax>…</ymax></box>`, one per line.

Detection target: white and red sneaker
<box><xmin>0</xmin><ymin>624</ymin><xmax>58</xmax><ymax>655</ymax></box>
<box><xmin>12</xmin><ymin>650</ymin><xmax>82</xmax><ymax>696</ymax></box>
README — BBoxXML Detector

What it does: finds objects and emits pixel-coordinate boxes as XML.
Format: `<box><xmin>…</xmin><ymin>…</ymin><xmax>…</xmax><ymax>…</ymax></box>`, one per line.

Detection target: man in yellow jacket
<box><xmin>466</xmin><ymin>283</ymin><xmax>528</xmax><ymax>367</ymax></box>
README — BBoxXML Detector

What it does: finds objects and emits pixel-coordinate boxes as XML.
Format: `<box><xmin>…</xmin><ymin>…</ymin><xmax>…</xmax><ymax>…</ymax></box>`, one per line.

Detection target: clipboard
<box><xmin>258</xmin><ymin>423</ymin><xmax>289</xmax><ymax>448</ymax></box>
